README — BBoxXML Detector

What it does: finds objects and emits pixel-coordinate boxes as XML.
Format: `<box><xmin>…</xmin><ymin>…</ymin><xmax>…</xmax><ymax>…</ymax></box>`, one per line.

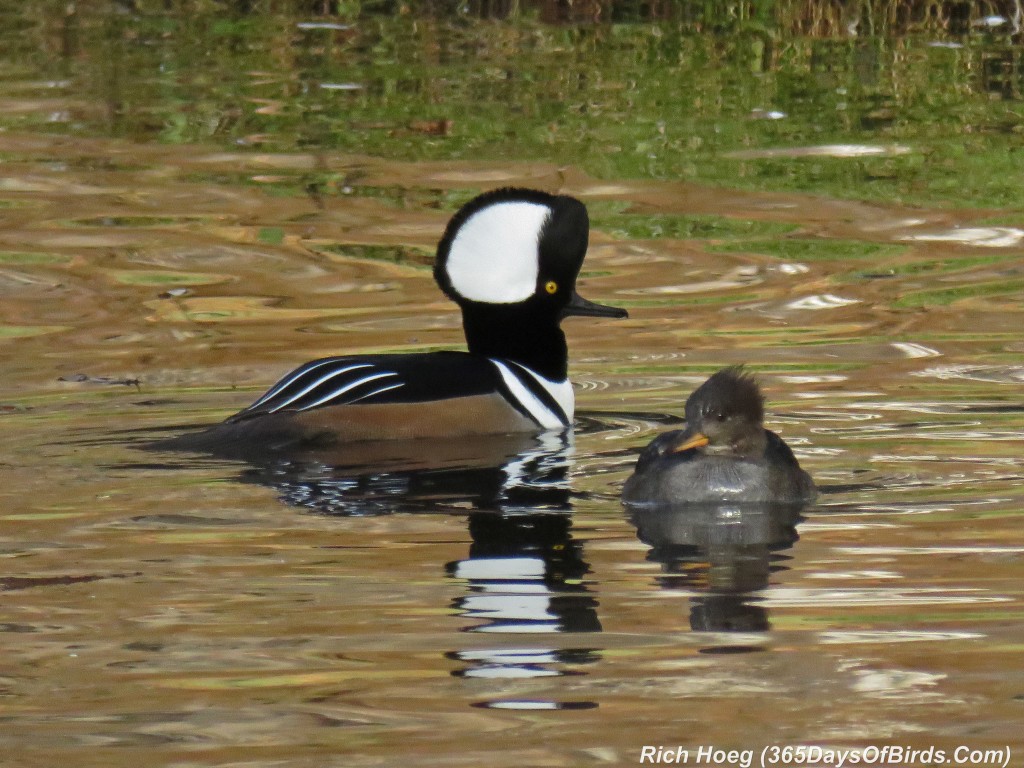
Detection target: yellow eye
<box><xmin>545</xmin><ymin>280</ymin><xmax>558</xmax><ymax>295</ymax></box>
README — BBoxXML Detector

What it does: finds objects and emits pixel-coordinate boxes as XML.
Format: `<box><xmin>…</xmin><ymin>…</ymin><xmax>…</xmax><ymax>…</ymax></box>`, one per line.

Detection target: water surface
<box><xmin>1</xmin><ymin>5</ymin><xmax>1023</xmax><ymax>766</ymax></box>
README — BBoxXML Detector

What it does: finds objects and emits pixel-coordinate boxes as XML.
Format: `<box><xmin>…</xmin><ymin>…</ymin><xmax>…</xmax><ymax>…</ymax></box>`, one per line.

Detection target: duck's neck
<box><xmin>462</xmin><ymin>304</ymin><xmax>568</xmax><ymax>382</ymax></box>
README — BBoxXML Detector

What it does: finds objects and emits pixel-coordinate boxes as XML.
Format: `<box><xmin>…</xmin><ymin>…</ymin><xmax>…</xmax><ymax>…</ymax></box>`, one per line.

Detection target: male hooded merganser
<box><xmin>621</xmin><ymin>367</ymin><xmax>816</xmax><ymax>505</ymax></box>
<box><xmin>159</xmin><ymin>187</ymin><xmax>627</xmax><ymax>452</ymax></box>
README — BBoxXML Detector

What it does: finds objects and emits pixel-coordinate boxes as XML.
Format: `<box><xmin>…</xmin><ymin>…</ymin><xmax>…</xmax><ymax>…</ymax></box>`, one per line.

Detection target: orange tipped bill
<box><xmin>671</xmin><ymin>432</ymin><xmax>710</xmax><ymax>453</ymax></box>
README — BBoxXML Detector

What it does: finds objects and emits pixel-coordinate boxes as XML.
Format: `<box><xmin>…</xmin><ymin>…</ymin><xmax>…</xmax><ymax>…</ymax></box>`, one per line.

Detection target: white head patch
<box><xmin>445</xmin><ymin>201</ymin><xmax>550</xmax><ymax>303</ymax></box>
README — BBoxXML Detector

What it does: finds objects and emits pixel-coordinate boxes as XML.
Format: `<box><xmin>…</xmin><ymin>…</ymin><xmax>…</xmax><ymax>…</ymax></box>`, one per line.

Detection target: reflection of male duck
<box><xmin>445</xmin><ymin>509</ymin><xmax>601</xmax><ymax>692</ymax></box>
<box><xmin>235</xmin><ymin>431</ymin><xmax>576</xmax><ymax>517</ymax></box>
<box><xmin>447</xmin><ymin>511</ymin><xmax>601</xmax><ymax>635</ymax></box>
<box><xmin>238</xmin><ymin>430</ymin><xmax>599</xmax><ymax>636</ymax></box>
<box><xmin>227</xmin><ymin>429</ymin><xmax>601</xmax><ymax>686</ymax></box>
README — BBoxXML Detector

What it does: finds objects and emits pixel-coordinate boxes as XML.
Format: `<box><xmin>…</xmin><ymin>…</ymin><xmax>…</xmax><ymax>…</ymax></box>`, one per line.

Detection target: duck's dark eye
<box><xmin>702</xmin><ymin>407</ymin><xmax>725</xmax><ymax>422</ymax></box>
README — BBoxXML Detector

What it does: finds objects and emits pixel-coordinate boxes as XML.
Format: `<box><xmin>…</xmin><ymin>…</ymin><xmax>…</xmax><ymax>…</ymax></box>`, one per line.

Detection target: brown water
<box><xmin>3</xmin><ymin>129</ymin><xmax>1022</xmax><ymax>767</ymax></box>
<box><xmin>3</xmin><ymin>9</ymin><xmax>1024</xmax><ymax>768</ymax></box>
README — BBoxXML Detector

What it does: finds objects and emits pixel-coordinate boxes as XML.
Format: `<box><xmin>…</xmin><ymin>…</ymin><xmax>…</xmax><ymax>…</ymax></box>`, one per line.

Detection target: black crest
<box><xmin>684</xmin><ymin>366</ymin><xmax>765</xmax><ymax>426</ymax></box>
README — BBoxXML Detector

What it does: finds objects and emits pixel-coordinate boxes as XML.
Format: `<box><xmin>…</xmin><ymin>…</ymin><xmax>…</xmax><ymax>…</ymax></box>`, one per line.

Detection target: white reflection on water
<box><xmin>784</xmin><ymin>294</ymin><xmax>860</xmax><ymax>310</ymax></box>
<box><xmin>452</xmin><ymin>557</ymin><xmax>547</xmax><ymax>581</ymax></box>
<box><xmin>900</xmin><ymin>226</ymin><xmax>1024</xmax><ymax>247</ymax></box>
<box><xmin>836</xmin><ymin>546</ymin><xmax>1024</xmax><ymax>555</ymax></box>
<box><xmin>915</xmin><ymin>364</ymin><xmax>1024</xmax><ymax>384</ymax></box>
<box><xmin>820</xmin><ymin>630</ymin><xmax>985</xmax><ymax>644</ymax></box>
<box><xmin>764</xmin><ymin>587</ymin><xmax>1011</xmax><ymax>607</ymax></box>
<box><xmin>460</xmin><ymin>665</ymin><xmax>561</xmax><ymax>679</ymax></box>
<box><xmin>891</xmin><ymin>342</ymin><xmax>942</xmax><ymax>359</ymax></box>
<box><xmin>727</xmin><ymin>144</ymin><xmax>912</xmax><ymax>159</ymax></box>
<box><xmin>777</xmin><ymin>374</ymin><xmax>848</xmax><ymax>384</ymax></box>
<box><xmin>850</xmin><ymin>668</ymin><xmax>948</xmax><ymax>700</ymax></box>
<box><xmin>296</xmin><ymin>21</ymin><xmax>352</xmax><ymax>30</ymax></box>
<box><xmin>319</xmin><ymin>82</ymin><xmax>364</xmax><ymax>91</ymax></box>
<box><xmin>807</xmin><ymin>570</ymin><xmax>902</xmax><ymax>580</ymax></box>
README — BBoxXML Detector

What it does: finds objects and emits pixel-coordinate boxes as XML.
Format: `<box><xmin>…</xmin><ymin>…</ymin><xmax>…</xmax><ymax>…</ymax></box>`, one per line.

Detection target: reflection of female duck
<box><xmin>629</xmin><ymin>502</ymin><xmax>801</xmax><ymax>593</ymax></box>
<box><xmin>622</xmin><ymin>367</ymin><xmax>816</xmax><ymax>505</ymax></box>
<box><xmin>629</xmin><ymin>501</ymin><xmax>803</xmax><ymax>634</ymax></box>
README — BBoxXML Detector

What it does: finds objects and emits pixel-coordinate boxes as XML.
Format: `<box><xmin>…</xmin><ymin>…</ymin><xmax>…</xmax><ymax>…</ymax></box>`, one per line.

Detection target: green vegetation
<box><xmin>4</xmin><ymin>2</ymin><xmax>1024</xmax><ymax>208</ymax></box>
<box><xmin>316</xmin><ymin>243</ymin><xmax>435</xmax><ymax>268</ymax></box>
<box><xmin>846</xmin><ymin>255</ymin><xmax>1009</xmax><ymax>280</ymax></box>
<box><xmin>257</xmin><ymin>226</ymin><xmax>286</xmax><ymax>244</ymax></box>
<box><xmin>893</xmin><ymin>278</ymin><xmax>1024</xmax><ymax>307</ymax></box>
<box><xmin>587</xmin><ymin>201</ymin><xmax>799</xmax><ymax>240</ymax></box>
<box><xmin>709</xmin><ymin>238</ymin><xmax>909</xmax><ymax>261</ymax></box>
<box><xmin>0</xmin><ymin>251</ymin><xmax>72</xmax><ymax>265</ymax></box>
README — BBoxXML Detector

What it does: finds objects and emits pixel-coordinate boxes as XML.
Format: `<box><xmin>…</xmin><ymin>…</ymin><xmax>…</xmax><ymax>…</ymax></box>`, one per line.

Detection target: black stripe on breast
<box><xmin>495</xmin><ymin>360</ymin><xmax>571</xmax><ymax>428</ymax></box>
<box><xmin>492</xmin><ymin>374</ymin><xmax>541</xmax><ymax>426</ymax></box>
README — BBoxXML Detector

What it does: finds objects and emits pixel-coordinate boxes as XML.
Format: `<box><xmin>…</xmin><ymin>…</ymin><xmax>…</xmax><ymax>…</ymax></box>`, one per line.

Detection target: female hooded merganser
<box><xmin>621</xmin><ymin>367</ymin><xmax>816</xmax><ymax>505</ymax></box>
<box><xmin>160</xmin><ymin>187</ymin><xmax>627</xmax><ymax>452</ymax></box>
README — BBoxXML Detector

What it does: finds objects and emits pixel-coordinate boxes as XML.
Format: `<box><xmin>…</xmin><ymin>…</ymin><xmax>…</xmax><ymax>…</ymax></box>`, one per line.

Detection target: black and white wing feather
<box><xmin>227</xmin><ymin>352</ymin><xmax>501</xmax><ymax>423</ymax></box>
<box><xmin>227</xmin><ymin>351</ymin><xmax>575</xmax><ymax>431</ymax></box>
<box><xmin>240</xmin><ymin>359</ymin><xmax>403</xmax><ymax>414</ymax></box>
